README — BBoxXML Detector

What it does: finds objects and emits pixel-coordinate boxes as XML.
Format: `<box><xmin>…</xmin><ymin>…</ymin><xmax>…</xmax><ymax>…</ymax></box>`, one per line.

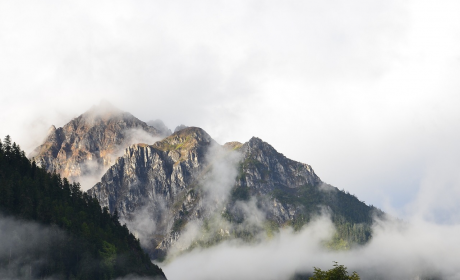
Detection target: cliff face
<box><xmin>88</xmin><ymin>127</ymin><xmax>213</xmax><ymax>227</ymax></box>
<box><xmin>87</xmin><ymin>127</ymin><xmax>217</xmax><ymax>256</ymax></box>
<box><xmin>233</xmin><ymin>137</ymin><xmax>322</xmax><ymax>224</ymax></box>
<box><xmin>88</xmin><ymin>126</ymin><xmax>377</xmax><ymax>260</ymax></box>
<box><xmin>30</xmin><ymin>103</ymin><xmax>168</xmax><ymax>185</ymax></box>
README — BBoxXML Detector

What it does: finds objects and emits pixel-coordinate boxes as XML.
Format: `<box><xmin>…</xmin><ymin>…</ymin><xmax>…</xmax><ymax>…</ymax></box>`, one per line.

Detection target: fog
<box><xmin>165</xmin><ymin>142</ymin><xmax>244</xmax><ymax>256</ymax></box>
<box><xmin>163</xmin><ymin>214</ymin><xmax>460</xmax><ymax>280</ymax></box>
<box><xmin>0</xmin><ymin>215</ymin><xmax>67</xmax><ymax>280</ymax></box>
<box><xmin>119</xmin><ymin>203</ymin><xmax>158</xmax><ymax>248</ymax></box>
<box><xmin>200</xmin><ymin>143</ymin><xmax>242</xmax><ymax>207</ymax></box>
<box><xmin>0</xmin><ymin>215</ymin><xmax>165</xmax><ymax>280</ymax></box>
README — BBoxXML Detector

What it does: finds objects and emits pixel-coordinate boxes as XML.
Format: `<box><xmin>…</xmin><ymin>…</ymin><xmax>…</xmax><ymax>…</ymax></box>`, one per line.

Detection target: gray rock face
<box><xmin>235</xmin><ymin>137</ymin><xmax>321</xmax><ymax>224</ymax></box>
<box><xmin>239</xmin><ymin>137</ymin><xmax>320</xmax><ymax>190</ymax></box>
<box><xmin>88</xmin><ymin>127</ymin><xmax>336</xmax><ymax>259</ymax></box>
<box><xmin>30</xmin><ymin>102</ymin><xmax>165</xmax><ymax>185</ymax></box>
<box><xmin>88</xmin><ymin>127</ymin><xmax>215</xmax><ymax>253</ymax></box>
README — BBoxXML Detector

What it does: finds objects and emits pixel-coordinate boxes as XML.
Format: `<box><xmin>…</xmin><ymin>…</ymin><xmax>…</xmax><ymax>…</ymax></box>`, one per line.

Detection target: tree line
<box><xmin>0</xmin><ymin>135</ymin><xmax>165</xmax><ymax>279</ymax></box>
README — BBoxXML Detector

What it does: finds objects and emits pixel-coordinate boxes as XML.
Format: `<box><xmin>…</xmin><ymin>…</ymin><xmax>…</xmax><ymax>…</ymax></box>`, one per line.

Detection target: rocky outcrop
<box><xmin>30</xmin><ymin>102</ymin><xmax>164</xmax><ymax>184</ymax></box>
<box><xmin>232</xmin><ymin>137</ymin><xmax>322</xmax><ymax>224</ymax></box>
<box><xmin>88</xmin><ymin>127</ymin><xmax>370</xmax><ymax>259</ymax></box>
<box><xmin>87</xmin><ymin>127</ymin><xmax>215</xmax><ymax>254</ymax></box>
<box><xmin>88</xmin><ymin>127</ymin><xmax>213</xmax><ymax>214</ymax></box>
<box><xmin>239</xmin><ymin>137</ymin><xmax>320</xmax><ymax>191</ymax></box>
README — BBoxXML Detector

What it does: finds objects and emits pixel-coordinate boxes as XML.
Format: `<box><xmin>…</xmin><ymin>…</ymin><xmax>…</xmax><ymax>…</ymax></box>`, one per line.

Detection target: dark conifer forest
<box><xmin>0</xmin><ymin>136</ymin><xmax>166</xmax><ymax>279</ymax></box>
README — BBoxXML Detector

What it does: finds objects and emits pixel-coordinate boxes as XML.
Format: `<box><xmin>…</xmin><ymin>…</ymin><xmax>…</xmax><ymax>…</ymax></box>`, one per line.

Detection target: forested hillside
<box><xmin>0</xmin><ymin>135</ymin><xmax>166</xmax><ymax>279</ymax></box>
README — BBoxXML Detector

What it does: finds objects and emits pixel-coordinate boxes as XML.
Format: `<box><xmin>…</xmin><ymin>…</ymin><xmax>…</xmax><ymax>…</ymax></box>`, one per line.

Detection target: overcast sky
<box><xmin>1</xmin><ymin>0</ymin><xmax>460</xmax><ymax>221</ymax></box>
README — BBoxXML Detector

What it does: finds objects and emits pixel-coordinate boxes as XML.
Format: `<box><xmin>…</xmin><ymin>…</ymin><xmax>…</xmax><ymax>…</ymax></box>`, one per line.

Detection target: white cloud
<box><xmin>0</xmin><ymin>0</ymin><xmax>459</xmax><ymax>216</ymax></box>
<box><xmin>161</xmin><ymin>212</ymin><xmax>460</xmax><ymax>280</ymax></box>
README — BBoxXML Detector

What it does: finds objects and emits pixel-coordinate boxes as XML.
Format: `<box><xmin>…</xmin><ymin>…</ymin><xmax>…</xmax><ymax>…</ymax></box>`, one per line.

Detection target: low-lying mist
<box><xmin>0</xmin><ymin>215</ymin><xmax>69</xmax><ymax>280</ymax></box>
<box><xmin>162</xmin><ymin>214</ymin><xmax>460</xmax><ymax>280</ymax></box>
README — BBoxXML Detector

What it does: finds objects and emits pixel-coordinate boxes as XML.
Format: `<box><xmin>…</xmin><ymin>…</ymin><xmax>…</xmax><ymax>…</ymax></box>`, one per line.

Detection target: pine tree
<box><xmin>4</xmin><ymin>135</ymin><xmax>11</xmax><ymax>154</ymax></box>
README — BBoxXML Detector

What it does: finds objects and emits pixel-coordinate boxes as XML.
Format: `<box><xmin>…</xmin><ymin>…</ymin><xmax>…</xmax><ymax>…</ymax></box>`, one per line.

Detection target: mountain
<box><xmin>173</xmin><ymin>124</ymin><xmax>188</xmax><ymax>133</ymax></box>
<box><xmin>87</xmin><ymin>127</ymin><xmax>215</xmax><ymax>257</ymax></box>
<box><xmin>88</xmin><ymin>126</ymin><xmax>382</xmax><ymax>259</ymax></box>
<box><xmin>0</xmin><ymin>135</ymin><xmax>166</xmax><ymax>279</ymax></box>
<box><xmin>147</xmin><ymin>119</ymin><xmax>172</xmax><ymax>136</ymax></box>
<box><xmin>30</xmin><ymin>102</ymin><xmax>169</xmax><ymax>185</ymax></box>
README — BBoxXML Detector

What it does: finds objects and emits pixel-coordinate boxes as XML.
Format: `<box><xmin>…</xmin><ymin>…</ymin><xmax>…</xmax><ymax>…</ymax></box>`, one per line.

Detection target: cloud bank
<box><xmin>162</xmin><ymin>213</ymin><xmax>460</xmax><ymax>280</ymax></box>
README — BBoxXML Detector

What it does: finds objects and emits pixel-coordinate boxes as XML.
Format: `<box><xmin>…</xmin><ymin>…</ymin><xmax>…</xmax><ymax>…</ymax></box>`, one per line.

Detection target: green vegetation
<box><xmin>290</xmin><ymin>262</ymin><xmax>360</xmax><ymax>280</ymax></box>
<box><xmin>172</xmin><ymin>217</ymin><xmax>186</xmax><ymax>232</ymax></box>
<box><xmin>264</xmin><ymin>220</ymin><xmax>280</xmax><ymax>238</ymax></box>
<box><xmin>0</xmin><ymin>136</ymin><xmax>165</xmax><ymax>279</ymax></box>
<box><xmin>234</xmin><ymin>151</ymin><xmax>378</xmax><ymax>247</ymax></box>
<box><xmin>153</xmin><ymin>129</ymin><xmax>198</xmax><ymax>153</ymax></box>
<box><xmin>231</xmin><ymin>185</ymin><xmax>250</xmax><ymax>201</ymax></box>
<box><xmin>324</xmin><ymin>234</ymin><xmax>350</xmax><ymax>250</ymax></box>
<box><xmin>269</xmin><ymin>182</ymin><xmax>374</xmax><ymax>246</ymax></box>
<box><xmin>272</xmin><ymin>184</ymin><xmax>321</xmax><ymax>214</ymax></box>
<box><xmin>223</xmin><ymin>141</ymin><xmax>243</xmax><ymax>151</ymax></box>
<box><xmin>310</xmin><ymin>262</ymin><xmax>360</xmax><ymax>280</ymax></box>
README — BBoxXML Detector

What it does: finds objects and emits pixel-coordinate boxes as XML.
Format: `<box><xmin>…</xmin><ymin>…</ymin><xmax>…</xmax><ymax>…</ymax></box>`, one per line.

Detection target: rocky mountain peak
<box><xmin>152</xmin><ymin>127</ymin><xmax>213</xmax><ymax>158</ymax></box>
<box><xmin>236</xmin><ymin>136</ymin><xmax>321</xmax><ymax>194</ymax></box>
<box><xmin>223</xmin><ymin>141</ymin><xmax>243</xmax><ymax>150</ymax></box>
<box><xmin>30</xmin><ymin>104</ymin><xmax>165</xmax><ymax>188</ymax></box>
<box><xmin>241</xmin><ymin>137</ymin><xmax>294</xmax><ymax>165</ymax></box>
<box><xmin>48</xmin><ymin>124</ymin><xmax>57</xmax><ymax>133</ymax></box>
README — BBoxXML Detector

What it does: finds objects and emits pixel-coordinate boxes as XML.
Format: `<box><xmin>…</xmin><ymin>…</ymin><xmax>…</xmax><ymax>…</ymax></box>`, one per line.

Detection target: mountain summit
<box><xmin>30</xmin><ymin>102</ymin><xmax>169</xmax><ymax>186</ymax></box>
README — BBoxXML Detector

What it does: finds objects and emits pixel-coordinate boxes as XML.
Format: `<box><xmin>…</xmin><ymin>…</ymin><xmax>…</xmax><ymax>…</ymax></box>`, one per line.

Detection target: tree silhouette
<box><xmin>310</xmin><ymin>262</ymin><xmax>360</xmax><ymax>280</ymax></box>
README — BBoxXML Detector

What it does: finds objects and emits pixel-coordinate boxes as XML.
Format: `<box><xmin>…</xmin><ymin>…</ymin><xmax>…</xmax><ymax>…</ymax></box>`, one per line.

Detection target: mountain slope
<box><xmin>0</xmin><ymin>136</ymin><xmax>166</xmax><ymax>279</ymax></box>
<box><xmin>88</xmin><ymin>127</ymin><xmax>382</xmax><ymax>259</ymax></box>
<box><xmin>30</xmin><ymin>102</ymin><xmax>168</xmax><ymax>186</ymax></box>
<box><xmin>236</xmin><ymin>137</ymin><xmax>377</xmax><ymax>224</ymax></box>
<box><xmin>87</xmin><ymin>127</ymin><xmax>215</xmax><ymax>256</ymax></box>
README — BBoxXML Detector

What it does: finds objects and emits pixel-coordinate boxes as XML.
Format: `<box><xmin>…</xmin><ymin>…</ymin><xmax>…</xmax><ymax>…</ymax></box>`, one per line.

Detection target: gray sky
<box><xmin>1</xmin><ymin>0</ymin><xmax>460</xmax><ymax>221</ymax></box>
